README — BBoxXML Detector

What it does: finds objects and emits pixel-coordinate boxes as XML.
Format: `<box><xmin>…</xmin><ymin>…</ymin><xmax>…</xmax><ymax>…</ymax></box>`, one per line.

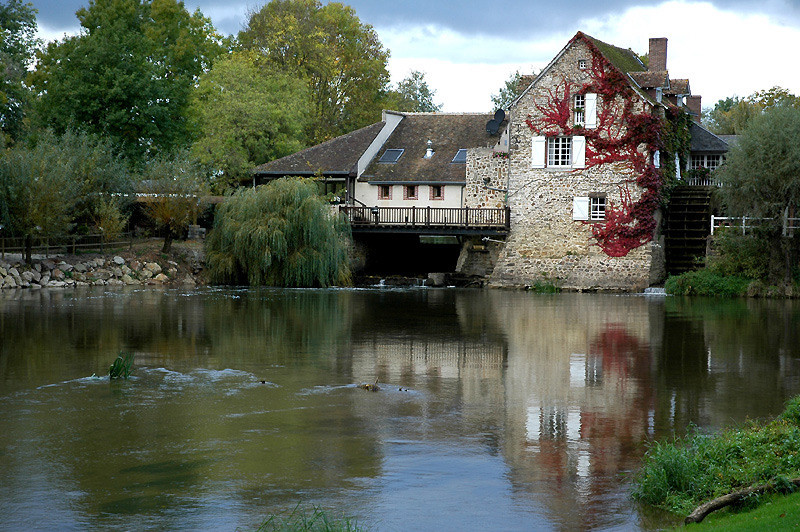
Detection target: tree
<box><xmin>491</xmin><ymin>70</ymin><xmax>529</xmax><ymax>110</ymax></box>
<box><xmin>705</xmin><ymin>87</ymin><xmax>800</xmax><ymax>135</ymax></box>
<box><xmin>239</xmin><ymin>0</ymin><xmax>390</xmax><ymax>143</ymax></box>
<box><xmin>385</xmin><ymin>70</ymin><xmax>442</xmax><ymax>112</ymax></box>
<box><xmin>0</xmin><ymin>0</ymin><xmax>39</xmax><ymax>144</ymax></box>
<box><xmin>188</xmin><ymin>51</ymin><xmax>309</xmax><ymax>192</ymax></box>
<box><xmin>140</xmin><ymin>151</ymin><xmax>209</xmax><ymax>253</ymax></box>
<box><xmin>0</xmin><ymin>130</ymin><xmax>80</xmax><ymax>263</ymax></box>
<box><xmin>715</xmin><ymin>106</ymin><xmax>800</xmax><ymax>284</ymax></box>
<box><xmin>206</xmin><ymin>178</ymin><xmax>352</xmax><ymax>287</ymax></box>
<box><xmin>29</xmin><ymin>0</ymin><xmax>225</xmax><ymax>162</ymax></box>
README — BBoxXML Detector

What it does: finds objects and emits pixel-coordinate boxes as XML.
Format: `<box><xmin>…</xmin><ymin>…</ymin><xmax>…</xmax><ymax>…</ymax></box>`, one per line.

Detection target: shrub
<box><xmin>664</xmin><ymin>270</ymin><xmax>751</xmax><ymax>297</ymax></box>
<box><xmin>707</xmin><ymin>229</ymin><xmax>771</xmax><ymax>280</ymax></box>
<box><xmin>206</xmin><ymin>178</ymin><xmax>351</xmax><ymax>287</ymax></box>
<box><xmin>632</xmin><ymin>396</ymin><xmax>800</xmax><ymax>515</ymax></box>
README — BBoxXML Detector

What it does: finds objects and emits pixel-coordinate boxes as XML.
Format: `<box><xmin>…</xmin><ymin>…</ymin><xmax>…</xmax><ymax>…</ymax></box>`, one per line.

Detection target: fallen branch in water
<box><xmin>685</xmin><ymin>477</ymin><xmax>800</xmax><ymax>524</ymax></box>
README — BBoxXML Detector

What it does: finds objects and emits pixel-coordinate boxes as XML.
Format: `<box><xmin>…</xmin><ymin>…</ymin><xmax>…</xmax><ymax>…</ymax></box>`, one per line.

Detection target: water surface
<box><xmin>2</xmin><ymin>288</ymin><xmax>800</xmax><ymax>531</ymax></box>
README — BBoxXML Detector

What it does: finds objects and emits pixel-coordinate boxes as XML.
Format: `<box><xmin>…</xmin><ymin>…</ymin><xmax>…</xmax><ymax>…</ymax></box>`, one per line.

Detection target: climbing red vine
<box><xmin>525</xmin><ymin>34</ymin><xmax>674</xmax><ymax>257</ymax></box>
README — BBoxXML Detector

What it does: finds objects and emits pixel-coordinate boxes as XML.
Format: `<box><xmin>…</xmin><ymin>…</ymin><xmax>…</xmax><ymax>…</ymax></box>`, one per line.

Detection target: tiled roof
<box><xmin>667</xmin><ymin>79</ymin><xmax>690</xmax><ymax>95</ymax></box>
<box><xmin>629</xmin><ymin>71</ymin><xmax>669</xmax><ymax>89</ymax></box>
<box><xmin>252</xmin><ymin>122</ymin><xmax>385</xmax><ymax>176</ymax></box>
<box><xmin>690</xmin><ymin>122</ymin><xmax>730</xmax><ymax>152</ymax></box>
<box><xmin>362</xmin><ymin>113</ymin><xmax>496</xmax><ymax>184</ymax></box>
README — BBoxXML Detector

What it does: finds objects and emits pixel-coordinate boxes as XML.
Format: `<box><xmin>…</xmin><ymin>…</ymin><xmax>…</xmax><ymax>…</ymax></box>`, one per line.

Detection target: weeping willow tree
<box><xmin>206</xmin><ymin>178</ymin><xmax>352</xmax><ymax>287</ymax></box>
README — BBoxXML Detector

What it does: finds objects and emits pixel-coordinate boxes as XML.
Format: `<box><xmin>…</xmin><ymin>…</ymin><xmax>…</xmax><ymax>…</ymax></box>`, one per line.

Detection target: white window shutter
<box><xmin>585</xmin><ymin>93</ymin><xmax>597</xmax><ymax>129</ymax></box>
<box><xmin>653</xmin><ymin>150</ymin><xmax>661</xmax><ymax>168</ymax></box>
<box><xmin>531</xmin><ymin>136</ymin><xmax>546</xmax><ymax>168</ymax></box>
<box><xmin>573</xmin><ymin>197</ymin><xmax>589</xmax><ymax>221</ymax></box>
<box><xmin>572</xmin><ymin>136</ymin><xmax>586</xmax><ymax>168</ymax></box>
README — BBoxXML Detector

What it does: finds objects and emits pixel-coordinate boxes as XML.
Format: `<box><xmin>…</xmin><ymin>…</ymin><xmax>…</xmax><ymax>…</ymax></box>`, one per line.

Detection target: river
<box><xmin>1</xmin><ymin>287</ymin><xmax>799</xmax><ymax>531</ymax></box>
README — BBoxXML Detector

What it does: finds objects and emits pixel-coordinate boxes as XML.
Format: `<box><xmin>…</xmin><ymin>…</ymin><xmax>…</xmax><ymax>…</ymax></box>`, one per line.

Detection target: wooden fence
<box><xmin>0</xmin><ymin>233</ymin><xmax>133</xmax><ymax>259</ymax></box>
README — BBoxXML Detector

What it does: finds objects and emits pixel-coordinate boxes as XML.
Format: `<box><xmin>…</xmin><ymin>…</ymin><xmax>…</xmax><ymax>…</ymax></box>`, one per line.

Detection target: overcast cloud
<box><xmin>26</xmin><ymin>0</ymin><xmax>800</xmax><ymax>112</ymax></box>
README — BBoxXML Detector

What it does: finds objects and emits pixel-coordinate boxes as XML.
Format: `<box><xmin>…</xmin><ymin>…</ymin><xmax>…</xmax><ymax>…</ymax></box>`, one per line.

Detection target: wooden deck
<box><xmin>339</xmin><ymin>206</ymin><xmax>510</xmax><ymax>235</ymax></box>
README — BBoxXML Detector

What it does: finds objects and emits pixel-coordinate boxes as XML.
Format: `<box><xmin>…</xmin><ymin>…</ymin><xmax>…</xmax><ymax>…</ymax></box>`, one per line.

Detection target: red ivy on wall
<box><xmin>525</xmin><ymin>37</ymin><xmax>664</xmax><ymax>257</ymax></box>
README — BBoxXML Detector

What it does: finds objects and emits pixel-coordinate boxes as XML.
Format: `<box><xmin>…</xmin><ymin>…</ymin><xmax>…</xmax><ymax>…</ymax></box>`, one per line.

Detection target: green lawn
<box><xmin>683</xmin><ymin>490</ymin><xmax>800</xmax><ymax>531</ymax></box>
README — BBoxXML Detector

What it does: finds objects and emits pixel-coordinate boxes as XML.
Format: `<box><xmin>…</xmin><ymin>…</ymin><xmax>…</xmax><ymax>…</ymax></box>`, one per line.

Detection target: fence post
<box><xmin>412</xmin><ymin>205</ymin><xmax>416</xmax><ymax>227</ymax></box>
<box><xmin>742</xmin><ymin>216</ymin><xmax>746</xmax><ymax>235</ymax></box>
<box><xmin>426</xmin><ymin>206</ymin><xmax>430</xmax><ymax>227</ymax></box>
<box><xmin>783</xmin><ymin>206</ymin><xmax>789</xmax><ymax>237</ymax></box>
<box><xmin>710</xmin><ymin>215</ymin><xmax>715</xmax><ymax>236</ymax></box>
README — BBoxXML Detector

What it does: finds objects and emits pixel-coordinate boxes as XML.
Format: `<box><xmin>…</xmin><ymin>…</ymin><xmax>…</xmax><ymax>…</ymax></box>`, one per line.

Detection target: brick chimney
<box><xmin>649</xmin><ymin>37</ymin><xmax>667</xmax><ymax>71</ymax></box>
<box><xmin>686</xmin><ymin>95</ymin><xmax>702</xmax><ymax>123</ymax></box>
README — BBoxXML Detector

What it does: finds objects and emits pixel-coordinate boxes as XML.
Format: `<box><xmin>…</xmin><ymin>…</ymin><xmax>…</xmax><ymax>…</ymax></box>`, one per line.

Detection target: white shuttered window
<box><xmin>585</xmin><ymin>93</ymin><xmax>598</xmax><ymax>129</ymax></box>
<box><xmin>573</xmin><ymin>197</ymin><xmax>589</xmax><ymax>221</ymax></box>
<box><xmin>531</xmin><ymin>135</ymin><xmax>546</xmax><ymax>168</ymax></box>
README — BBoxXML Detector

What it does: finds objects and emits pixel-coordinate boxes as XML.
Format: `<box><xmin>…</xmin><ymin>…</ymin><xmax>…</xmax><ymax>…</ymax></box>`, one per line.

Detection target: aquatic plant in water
<box><xmin>109</xmin><ymin>352</ymin><xmax>134</xmax><ymax>379</ymax></box>
<box><xmin>257</xmin><ymin>505</ymin><xmax>363</xmax><ymax>531</ymax></box>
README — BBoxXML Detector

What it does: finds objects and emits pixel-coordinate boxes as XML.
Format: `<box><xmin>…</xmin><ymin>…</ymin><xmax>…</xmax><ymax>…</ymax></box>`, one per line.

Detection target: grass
<box><xmin>683</xmin><ymin>490</ymin><xmax>800</xmax><ymax>531</ymax></box>
<box><xmin>256</xmin><ymin>506</ymin><xmax>363</xmax><ymax>532</ymax></box>
<box><xmin>527</xmin><ymin>279</ymin><xmax>561</xmax><ymax>293</ymax></box>
<box><xmin>109</xmin><ymin>351</ymin><xmax>135</xmax><ymax>379</ymax></box>
<box><xmin>664</xmin><ymin>270</ymin><xmax>751</xmax><ymax>297</ymax></box>
<box><xmin>632</xmin><ymin>396</ymin><xmax>800</xmax><ymax>516</ymax></box>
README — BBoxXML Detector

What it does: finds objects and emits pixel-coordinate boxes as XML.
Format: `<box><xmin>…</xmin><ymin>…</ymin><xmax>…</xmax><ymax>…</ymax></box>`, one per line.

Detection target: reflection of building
<box><xmin>495</xmin><ymin>292</ymin><xmax>659</xmax><ymax>529</ymax></box>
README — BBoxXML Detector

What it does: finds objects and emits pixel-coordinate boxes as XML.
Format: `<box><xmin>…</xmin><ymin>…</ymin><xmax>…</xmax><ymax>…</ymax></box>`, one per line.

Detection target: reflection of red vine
<box><xmin>525</xmin><ymin>33</ymin><xmax>665</xmax><ymax>257</ymax></box>
<box><xmin>591</xmin><ymin>325</ymin><xmax>650</xmax><ymax>381</ymax></box>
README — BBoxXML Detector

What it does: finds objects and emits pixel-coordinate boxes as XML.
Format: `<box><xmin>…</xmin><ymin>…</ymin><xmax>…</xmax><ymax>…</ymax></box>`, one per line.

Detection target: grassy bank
<box><xmin>665</xmin><ymin>270</ymin><xmax>800</xmax><ymax>297</ymax></box>
<box><xmin>632</xmin><ymin>396</ymin><xmax>800</xmax><ymax>517</ymax></box>
<box><xmin>683</xmin><ymin>490</ymin><xmax>800</xmax><ymax>530</ymax></box>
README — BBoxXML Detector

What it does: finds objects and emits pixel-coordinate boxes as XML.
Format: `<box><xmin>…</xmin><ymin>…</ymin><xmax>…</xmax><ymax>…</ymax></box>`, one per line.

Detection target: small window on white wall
<box><xmin>378</xmin><ymin>185</ymin><xmax>392</xmax><ymax>200</ymax></box>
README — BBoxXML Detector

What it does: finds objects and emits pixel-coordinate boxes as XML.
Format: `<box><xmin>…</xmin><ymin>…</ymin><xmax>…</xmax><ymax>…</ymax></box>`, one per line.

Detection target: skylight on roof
<box><xmin>451</xmin><ymin>149</ymin><xmax>467</xmax><ymax>164</ymax></box>
<box><xmin>378</xmin><ymin>149</ymin><xmax>404</xmax><ymax>163</ymax></box>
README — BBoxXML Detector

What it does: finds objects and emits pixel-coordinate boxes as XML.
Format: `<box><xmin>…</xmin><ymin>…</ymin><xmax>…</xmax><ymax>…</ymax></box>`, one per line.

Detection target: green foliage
<box><xmin>527</xmin><ymin>279</ymin><xmax>561</xmax><ymax>293</ymax></box>
<box><xmin>109</xmin><ymin>351</ymin><xmax>134</xmax><ymax>379</ymax></box>
<box><xmin>632</xmin><ymin>397</ymin><xmax>800</xmax><ymax>515</ymax></box>
<box><xmin>29</xmin><ymin>0</ymin><xmax>225</xmax><ymax>161</ymax></box>
<box><xmin>0</xmin><ymin>0</ymin><xmax>40</xmax><ymax>144</ymax></box>
<box><xmin>257</xmin><ymin>505</ymin><xmax>363</xmax><ymax>531</ymax></box>
<box><xmin>685</xmin><ymin>490</ymin><xmax>800</xmax><ymax>531</ymax></box>
<box><xmin>664</xmin><ymin>270</ymin><xmax>751</xmax><ymax>297</ymax></box>
<box><xmin>715</xmin><ymin>105</ymin><xmax>800</xmax><ymax>284</ymax></box>
<box><xmin>706</xmin><ymin>230</ymin><xmax>771</xmax><ymax>281</ymax></box>
<box><xmin>239</xmin><ymin>0</ymin><xmax>390</xmax><ymax>143</ymax></box>
<box><xmin>189</xmin><ymin>50</ymin><xmax>309</xmax><ymax>192</ymax></box>
<box><xmin>206</xmin><ymin>178</ymin><xmax>352</xmax><ymax>287</ymax></box>
<box><xmin>385</xmin><ymin>70</ymin><xmax>442</xmax><ymax>112</ymax></box>
<box><xmin>140</xmin><ymin>151</ymin><xmax>210</xmax><ymax>253</ymax></box>
<box><xmin>705</xmin><ymin>87</ymin><xmax>800</xmax><ymax>135</ymax></box>
<box><xmin>491</xmin><ymin>69</ymin><xmax>527</xmax><ymax>109</ymax></box>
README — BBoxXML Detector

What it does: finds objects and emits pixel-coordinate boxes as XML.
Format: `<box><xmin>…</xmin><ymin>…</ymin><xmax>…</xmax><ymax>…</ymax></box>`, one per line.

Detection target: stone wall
<box><xmin>476</xmin><ymin>38</ymin><xmax>659</xmax><ymax>291</ymax></box>
<box><xmin>0</xmin><ymin>254</ymin><xmax>201</xmax><ymax>289</ymax></box>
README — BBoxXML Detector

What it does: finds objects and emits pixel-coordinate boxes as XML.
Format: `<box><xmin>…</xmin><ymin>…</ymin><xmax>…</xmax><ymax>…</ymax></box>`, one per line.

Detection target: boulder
<box><xmin>107</xmin><ymin>279</ymin><xmax>124</xmax><ymax>286</ymax></box>
<box><xmin>73</xmin><ymin>263</ymin><xmax>88</xmax><ymax>273</ymax></box>
<box><xmin>48</xmin><ymin>280</ymin><xmax>65</xmax><ymax>288</ymax></box>
<box><xmin>42</xmin><ymin>259</ymin><xmax>56</xmax><ymax>270</ymax></box>
<box><xmin>0</xmin><ymin>267</ymin><xmax>6</xmax><ymax>277</ymax></box>
<box><xmin>121</xmin><ymin>265</ymin><xmax>132</xmax><ymax>275</ymax></box>
<box><xmin>112</xmin><ymin>267</ymin><xmax>123</xmax><ymax>278</ymax></box>
<box><xmin>40</xmin><ymin>274</ymin><xmax>51</xmax><ymax>285</ymax></box>
<box><xmin>113</xmin><ymin>256</ymin><xmax>125</xmax><ymax>265</ymax></box>
<box><xmin>21</xmin><ymin>271</ymin><xmax>34</xmax><ymax>282</ymax></box>
<box><xmin>3</xmin><ymin>276</ymin><xmax>16</xmax><ymax>288</ymax></box>
<box><xmin>181</xmin><ymin>275</ymin><xmax>196</xmax><ymax>286</ymax></box>
<box><xmin>33</xmin><ymin>263</ymin><xmax>42</xmax><ymax>272</ymax></box>
<box><xmin>57</xmin><ymin>261</ymin><xmax>73</xmax><ymax>272</ymax></box>
<box><xmin>31</xmin><ymin>270</ymin><xmax>41</xmax><ymax>283</ymax></box>
<box><xmin>144</xmin><ymin>262</ymin><xmax>162</xmax><ymax>274</ymax></box>
<box><xmin>121</xmin><ymin>274</ymin><xmax>138</xmax><ymax>285</ymax></box>
<box><xmin>140</xmin><ymin>269</ymin><xmax>153</xmax><ymax>280</ymax></box>
<box><xmin>153</xmin><ymin>273</ymin><xmax>169</xmax><ymax>283</ymax></box>
<box><xmin>8</xmin><ymin>267</ymin><xmax>19</xmax><ymax>278</ymax></box>
<box><xmin>51</xmin><ymin>269</ymin><xmax>65</xmax><ymax>280</ymax></box>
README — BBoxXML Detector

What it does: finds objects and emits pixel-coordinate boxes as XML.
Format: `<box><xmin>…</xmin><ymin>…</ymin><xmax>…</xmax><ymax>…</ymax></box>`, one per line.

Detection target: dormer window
<box><xmin>578</xmin><ymin>59</ymin><xmax>587</xmax><ymax>69</ymax></box>
<box><xmin>379</xmin><ymin>149</ymin><xmax>404</xmax><ymax>163</ymax></box>
<box><xmin>452</xmin><ymin>149</ymin><xmax>467</xmax><ymax>164</ymax></box>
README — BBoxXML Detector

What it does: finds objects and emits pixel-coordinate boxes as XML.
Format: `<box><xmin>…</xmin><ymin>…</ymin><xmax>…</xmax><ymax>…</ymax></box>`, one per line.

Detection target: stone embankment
<box><xmin>0</xmin><ymin>255</ymin><xmax>201</xmax><ymax>289</ymax></box>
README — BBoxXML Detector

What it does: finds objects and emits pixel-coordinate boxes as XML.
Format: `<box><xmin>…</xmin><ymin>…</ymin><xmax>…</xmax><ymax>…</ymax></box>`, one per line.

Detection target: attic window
<box><xmin>452</xmin><ymin>149</ymin><xmax>467</xmax><ymax>164</ymax></box>
<box><xmin>379</xmin><ymin>149</ymin><xmax>404</xmax><ymax>163</ymax></box>
<box><xmin>578</xmin><ymin>59</ymin><xmax>587</xmax><ymax>69</ymax></box>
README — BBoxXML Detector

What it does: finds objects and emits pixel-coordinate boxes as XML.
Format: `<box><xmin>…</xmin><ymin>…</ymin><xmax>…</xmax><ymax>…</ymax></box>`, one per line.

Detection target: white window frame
<box><xmin>578</xmin><ymin>59</ymin><xmax>587</xmax><ymax>69</ymax></box>
<box><xmin>378</xmin><ymin>185</ymin><xmax>392</xmax><ymax>200</ymax></box>
<box><xmin>691</xmin><ymin>154</ymin><xmax>723</xmax><ymax>170</ymax></box>
<box><xmin>548</xmin><ymin>136</ymin><xmax>572</xmax><ymax>167</ymax></box>
<box><xmin>574</xmin><ymin>94</ymin><xmax>585</xmax><ymax>126</ymax></box>
<box><xmin>590</xmin><ymin>196</ymin><xmax>606</xmax><ymax>221</ymax></box>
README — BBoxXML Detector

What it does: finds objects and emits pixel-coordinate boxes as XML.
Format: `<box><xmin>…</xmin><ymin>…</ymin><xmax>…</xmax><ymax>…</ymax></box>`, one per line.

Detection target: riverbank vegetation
<box><xmin>632</xmin><ymin>396</ymin><xmax>800</xmax><ymax>521</ymax></box>
<box><xmin>206</xmin><ymin>179</ymin><xmax>352</xmax><ymax>287</ymax></box>
<box><xmin>256</xmin><ymin>506</ymin><xmax>363</xmax><ymax>532</ymax></box>
<box><xmin>666</xmin><ymin>104</ymin><xmax>800</xmax><ymax>297</ymax></box>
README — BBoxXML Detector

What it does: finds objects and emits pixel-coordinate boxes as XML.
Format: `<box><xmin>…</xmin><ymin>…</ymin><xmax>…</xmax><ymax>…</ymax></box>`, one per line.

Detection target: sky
<box><xmin>27</xmin><ymin>0</ymin><xmax>800</xmax><ymax>112</ymax></box>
